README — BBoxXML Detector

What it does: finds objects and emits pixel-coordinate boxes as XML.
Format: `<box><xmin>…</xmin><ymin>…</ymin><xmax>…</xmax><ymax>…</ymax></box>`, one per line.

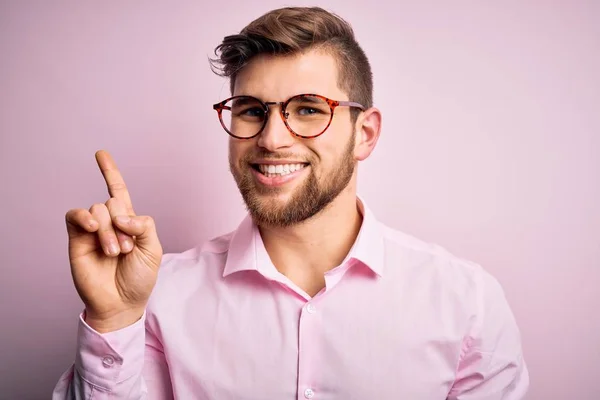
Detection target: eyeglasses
<box><xmin>212</xmin><ymin>93</ymin><xmax>365</xmax><ymax>139</ymax></box>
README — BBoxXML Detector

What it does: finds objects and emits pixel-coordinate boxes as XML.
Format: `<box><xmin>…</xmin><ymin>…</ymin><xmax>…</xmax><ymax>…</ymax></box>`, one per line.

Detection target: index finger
<box><xmin>95</xmin><ymin>150</ymin><xmax>135</xmax><ymax>214</ymax></box>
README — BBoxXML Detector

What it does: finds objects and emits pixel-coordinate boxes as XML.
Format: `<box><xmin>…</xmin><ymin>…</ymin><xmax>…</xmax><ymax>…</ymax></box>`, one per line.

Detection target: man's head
<box><xmin>211</xmin><ymin>7</ymin><xmax>381</xmax><ymax>228</ymax></box>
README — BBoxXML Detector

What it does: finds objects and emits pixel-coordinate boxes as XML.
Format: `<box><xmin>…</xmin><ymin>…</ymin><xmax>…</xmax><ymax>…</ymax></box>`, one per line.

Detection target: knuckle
<box><xmin>108</xmin><ymin>182</ymin><xmax>127</xmax><ymax>192</ymax></box>
<box><xmin>65</xmin><ymin>208</ymin><xmax>77</xmax><ymax>220</ymax></box>
<box><xmin>66</xmin><ymin>209</ymin><xmax>91</xmax><ymax>230</ymax></box>
<box><xmin>89</xmin><ymin>203</ymin><xmax>106</xmax><ymax>214</ymax></box>
<box><xmin>90</xmin><ymin>203</ymin><xmax>104</xmax><ymax>214</ymax></box>
<box><xmin>65</xmin><ymin>209</ymin><xmax>78</xmax><ymax>225</ymax></box>
<box><xmin>105</xmin><ymin>197</ymin><xmax>119</xmax><ymax>209</ymax></box>
<box><xmin>142</xmin><ymin>216</ymin><xmax>154</xmax><ymax>227</ymax></box>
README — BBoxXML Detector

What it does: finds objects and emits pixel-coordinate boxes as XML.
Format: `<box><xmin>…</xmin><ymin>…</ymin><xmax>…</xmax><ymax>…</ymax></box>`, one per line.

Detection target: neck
<box><xmin>258</xmin><ymin>190</ymin><xmax>363</xmax><ymax>296</ymax></box>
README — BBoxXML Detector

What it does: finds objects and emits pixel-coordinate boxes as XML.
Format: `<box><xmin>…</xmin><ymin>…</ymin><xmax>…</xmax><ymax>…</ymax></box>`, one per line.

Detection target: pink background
<box><xmin>1</xmin><ymin>1</ymin><xmax>598</xmax><ymax>399</ymax></box>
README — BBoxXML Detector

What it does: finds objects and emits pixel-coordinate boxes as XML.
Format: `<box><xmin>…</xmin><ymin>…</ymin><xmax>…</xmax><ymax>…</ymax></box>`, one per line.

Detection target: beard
<box><xmin>229</xmin><ymin>132</ymin><xmax>356</xmax><ymax>228</ymax></box>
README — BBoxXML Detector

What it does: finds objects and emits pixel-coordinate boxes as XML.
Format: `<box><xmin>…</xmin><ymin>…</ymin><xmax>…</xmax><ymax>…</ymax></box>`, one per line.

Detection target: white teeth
<box><xmin>257</xmin><ymin>163</ymin><xmax>306</xmax><ymax>177</ymax></box>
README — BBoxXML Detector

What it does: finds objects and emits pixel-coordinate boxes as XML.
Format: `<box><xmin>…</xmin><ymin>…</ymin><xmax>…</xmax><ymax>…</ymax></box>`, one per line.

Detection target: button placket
<box><xmin>298</xmin><ymin>299</ymin><xmax>322</xmax><ymax>400</ymax></box>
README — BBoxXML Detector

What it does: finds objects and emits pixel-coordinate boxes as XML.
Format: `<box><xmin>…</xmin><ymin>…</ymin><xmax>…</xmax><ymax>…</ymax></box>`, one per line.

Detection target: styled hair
<box><xmin>210</xmin><ymin>7</ymin><xmax>373</xmax><ymax>120</ymax></box>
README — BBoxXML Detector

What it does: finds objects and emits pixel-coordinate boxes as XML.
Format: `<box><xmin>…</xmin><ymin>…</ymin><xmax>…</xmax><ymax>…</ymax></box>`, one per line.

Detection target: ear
<box><xmin>354</xmin><ymin>107</ymin><xmax>382</xmax><ymax>161</ymax></box>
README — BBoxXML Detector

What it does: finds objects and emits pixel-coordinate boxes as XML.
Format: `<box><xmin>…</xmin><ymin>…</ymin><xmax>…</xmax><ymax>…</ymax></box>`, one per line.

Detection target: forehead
<box><xmin>233</xmin><ymin>49</ymin><xmax>345</xmax><ymax>101</ymax></box>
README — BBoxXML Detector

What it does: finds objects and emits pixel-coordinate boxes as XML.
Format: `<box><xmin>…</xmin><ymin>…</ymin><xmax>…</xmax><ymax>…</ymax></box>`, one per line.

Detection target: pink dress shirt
<box><xmin>53</xmin><ymin>199</ymin><xmax>528</xmax><ymax>399</ymax></box>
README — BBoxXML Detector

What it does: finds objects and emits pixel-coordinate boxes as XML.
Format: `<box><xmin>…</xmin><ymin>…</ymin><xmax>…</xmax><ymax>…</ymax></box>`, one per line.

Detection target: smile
<box><xmin>250</xmin><ymin>163</ymin><xmax>310</xmax><ymax>187</ymax></box>
<box><xmin>254</xmin><ymin>163</ymin><xmax>308</xmax><ymax>177</ymax></box>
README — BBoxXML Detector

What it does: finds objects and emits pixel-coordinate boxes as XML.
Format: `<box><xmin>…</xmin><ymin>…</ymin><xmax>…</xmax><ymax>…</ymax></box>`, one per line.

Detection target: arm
<box><xmin>52</xmin><ymin>312</ymin><xmax>173</xmax><ymax>399</ymax></box>
<box><xmin>448</xmin><ymin>271</ymin><xmax>529</xmax><ymax>399</ymax></box>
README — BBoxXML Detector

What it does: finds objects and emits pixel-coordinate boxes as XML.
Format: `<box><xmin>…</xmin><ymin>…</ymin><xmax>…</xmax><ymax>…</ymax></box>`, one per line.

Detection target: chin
<box><xmin>254</xmin><ymin>188</ymin><xmax>296</xmax><ymax>207</ymax></box>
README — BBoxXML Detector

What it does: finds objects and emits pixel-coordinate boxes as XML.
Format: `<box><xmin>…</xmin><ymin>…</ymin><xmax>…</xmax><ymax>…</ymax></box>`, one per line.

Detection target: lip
<box><xmin>250</xmin><ymin>164</ymin><xmax>309</xmax><ymax>187</ymax></box>
<box><xmin>251</xmin><ymin>159</ymin><xmax>308</xmax><ymax>165</ymax></box>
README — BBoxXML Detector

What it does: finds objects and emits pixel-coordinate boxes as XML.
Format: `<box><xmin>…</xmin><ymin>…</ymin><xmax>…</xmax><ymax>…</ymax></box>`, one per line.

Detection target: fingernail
<box><xmin>107</xmin><ymin>241</ymin><xmax>119</xmax><ymax>255</ymax></box>
<box><xmin>116</xmin><ymin>216</ymin><xmax>130</xmax><ymax>224</ymax></box>
<box><xmin>121</xmin><ymin>239</ymin><xmax>133</xmax><ymax>252</ymax></box>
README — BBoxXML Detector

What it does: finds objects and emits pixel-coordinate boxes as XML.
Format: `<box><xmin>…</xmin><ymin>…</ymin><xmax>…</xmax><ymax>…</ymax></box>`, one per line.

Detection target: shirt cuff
<box><xmin>74</xmin><ymin>311</ymin><xmax>146</xmax><ymax>391</ymax></box>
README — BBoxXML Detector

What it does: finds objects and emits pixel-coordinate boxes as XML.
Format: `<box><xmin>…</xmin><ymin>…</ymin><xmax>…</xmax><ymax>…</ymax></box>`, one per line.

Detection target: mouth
<box><xmin>249</xmin><ymin>162</ymin><xmax>310</xmax><ymax>187</ymax></box>
<box><xmin>250</xmin><ymin>162</ymin><xmax>309</xmax><ymax>178</ymax></box>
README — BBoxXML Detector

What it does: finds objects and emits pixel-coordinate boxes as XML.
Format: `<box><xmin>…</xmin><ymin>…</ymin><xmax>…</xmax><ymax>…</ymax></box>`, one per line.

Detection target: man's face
<box><xmin>228</xmin><ymin>49</ymin><xmax>358</xmax><ymax>227</ymax></box>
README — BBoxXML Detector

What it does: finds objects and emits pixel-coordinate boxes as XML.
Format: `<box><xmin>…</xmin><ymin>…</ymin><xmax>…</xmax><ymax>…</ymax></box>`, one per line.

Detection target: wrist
<box><xmin>84</xmin><ymin>308</ymin><xmax>145</xmax><ymax>333</ymax></box>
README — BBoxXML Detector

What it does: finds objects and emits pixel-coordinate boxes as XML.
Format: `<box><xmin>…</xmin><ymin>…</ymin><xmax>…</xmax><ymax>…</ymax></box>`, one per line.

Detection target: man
<box><xmin>53</xmin><ymin>6</ymin><xmax>528</xmax><ymax>399</ymax></box>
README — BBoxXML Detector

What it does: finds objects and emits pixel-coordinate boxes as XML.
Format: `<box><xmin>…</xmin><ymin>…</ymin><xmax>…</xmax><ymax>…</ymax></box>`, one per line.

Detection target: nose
<box><xmin>256</xmin><ymin>104</ymin><xmax>295</xmax><ymax>151</ymax></box>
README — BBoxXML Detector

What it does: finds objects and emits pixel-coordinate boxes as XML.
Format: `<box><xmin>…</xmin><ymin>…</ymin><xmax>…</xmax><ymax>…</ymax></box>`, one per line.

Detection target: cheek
<box><xmin>311</xmin><ymin>130</ymin><xmax>355</xmax><ymax>169</ymax></box>
<box><xmin>308</xmin><ymin>145</ymin><xmax>337</xmax><ymax>175</ymax></box>
<box><xmin>228</xmin><ymin>140</ymin><xmax>250</xmax><ymax>166</ymax></box>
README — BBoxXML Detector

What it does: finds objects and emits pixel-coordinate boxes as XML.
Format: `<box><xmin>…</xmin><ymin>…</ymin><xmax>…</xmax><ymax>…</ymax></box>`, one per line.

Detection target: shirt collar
<box><xmin>348</xmin><ymin>197</ymin><xmax>385</xmax><ymax>276</ymax></box>
<box><xmin>222</xmin><ymin>196</ymin><xmax>385</xmax><ymax>277</ymax></box>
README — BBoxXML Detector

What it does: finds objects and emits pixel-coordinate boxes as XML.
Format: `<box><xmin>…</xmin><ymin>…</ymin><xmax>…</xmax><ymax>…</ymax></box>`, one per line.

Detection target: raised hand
<box><xmin>65</xmin><ymin>150</ymin><xmax>163</xmax><ymax>333</ymax></box>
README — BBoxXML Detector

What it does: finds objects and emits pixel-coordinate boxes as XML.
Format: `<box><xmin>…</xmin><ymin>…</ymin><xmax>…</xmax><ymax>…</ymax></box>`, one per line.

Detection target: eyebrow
<box><xmin>231</xmin><ymin>97</ymin><xmax>261</xmax><ymax>108</ymax></box>
<box><xmin>230</xmin><ymin>94</ymin><xmax>326</xmax><ymax>107</ymax></box>
<box><xmin>293</xmin><ymin>96</ymin><xmax>323</xmax><ymax>105</ymax></box>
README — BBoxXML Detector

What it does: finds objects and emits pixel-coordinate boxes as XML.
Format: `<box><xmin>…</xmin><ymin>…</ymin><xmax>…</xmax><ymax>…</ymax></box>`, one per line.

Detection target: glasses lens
<box><xmin>286</xmin><ymin>95</ymin><xmax>332</xmax><ymax>137</ymax></box>
<box><xmin>220</xmin><ymin>97</ymin><xmax>266</xmax><ymax>138</ymax></box>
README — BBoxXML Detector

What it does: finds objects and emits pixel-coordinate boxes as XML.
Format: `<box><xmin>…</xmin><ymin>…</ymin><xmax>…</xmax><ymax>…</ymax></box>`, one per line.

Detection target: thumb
<box><xmin>113</xmin><ymin>215</ymin><xmax>161</xmax><ymax>254</ymax></box>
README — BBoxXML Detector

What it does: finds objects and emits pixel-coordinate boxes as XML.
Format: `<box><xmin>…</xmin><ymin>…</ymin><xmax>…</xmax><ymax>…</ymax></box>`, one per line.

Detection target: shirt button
<box><xmin>102</xmin><ymin>355</ymin><xmax>115</xmax><ymax>368</ymax></box>
<box><xmin>306</xmin><ymin>303</ymin><xmax>316</xmax><ymax>314</ymax></box>
<box><xmin>304</xmin><ymin>388</ymin><xmax>315</xmax><ymax>399</ymax></box>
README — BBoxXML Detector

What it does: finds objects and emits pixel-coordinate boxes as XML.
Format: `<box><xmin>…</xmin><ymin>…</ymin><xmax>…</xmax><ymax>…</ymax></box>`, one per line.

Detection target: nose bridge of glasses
<box><xmin>260</xmin><ymin>101</ymin><xmax>293</xmax><ymax>142</ymax></box>
<box><xmin>264</xmin><ymin>101</ymin><xmax>288</xmax><ymax>118</ymax></box>
<box><xmin>264</xmin><ymin>101</ymin><xmax>290</xmax><ymax>129</ymax></box>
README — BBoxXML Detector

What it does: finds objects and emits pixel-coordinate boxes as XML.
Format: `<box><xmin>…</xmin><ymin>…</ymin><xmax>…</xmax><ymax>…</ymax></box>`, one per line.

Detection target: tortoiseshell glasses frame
<box><xmin>212</xmin><ymin>93</ymin><xmax>365</xmax><ymax>139</ymax></box>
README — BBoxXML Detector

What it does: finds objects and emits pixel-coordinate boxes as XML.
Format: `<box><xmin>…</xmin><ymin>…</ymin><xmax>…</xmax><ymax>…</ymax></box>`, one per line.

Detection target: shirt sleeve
<box><xmin>52</xmin><ymin>311</ymin><xmax>173</xmax><ymax>399</ymax></box>
<box><xmin>447</xmin><ymin>270</ymin><xmax>530</xmax><ymax>400</ymax></box>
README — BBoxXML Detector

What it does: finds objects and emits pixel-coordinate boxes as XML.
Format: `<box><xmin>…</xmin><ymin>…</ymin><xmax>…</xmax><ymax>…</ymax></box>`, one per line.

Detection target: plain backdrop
<box><xmin>1</xmin><ymin>1</ymin><xmax>598</xmax><ymax>399</ymax></box>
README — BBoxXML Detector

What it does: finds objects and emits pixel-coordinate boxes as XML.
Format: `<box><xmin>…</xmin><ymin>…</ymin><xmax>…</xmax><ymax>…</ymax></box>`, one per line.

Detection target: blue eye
<box><xmin>297</xmin><ymin>107</ymin><xmax>319</xmax><ymax>116</ymax></box>
<box><xmin>238</xmin><ymin>107</ymin><xmax>265</xmax><ymax>118</ymax></box>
